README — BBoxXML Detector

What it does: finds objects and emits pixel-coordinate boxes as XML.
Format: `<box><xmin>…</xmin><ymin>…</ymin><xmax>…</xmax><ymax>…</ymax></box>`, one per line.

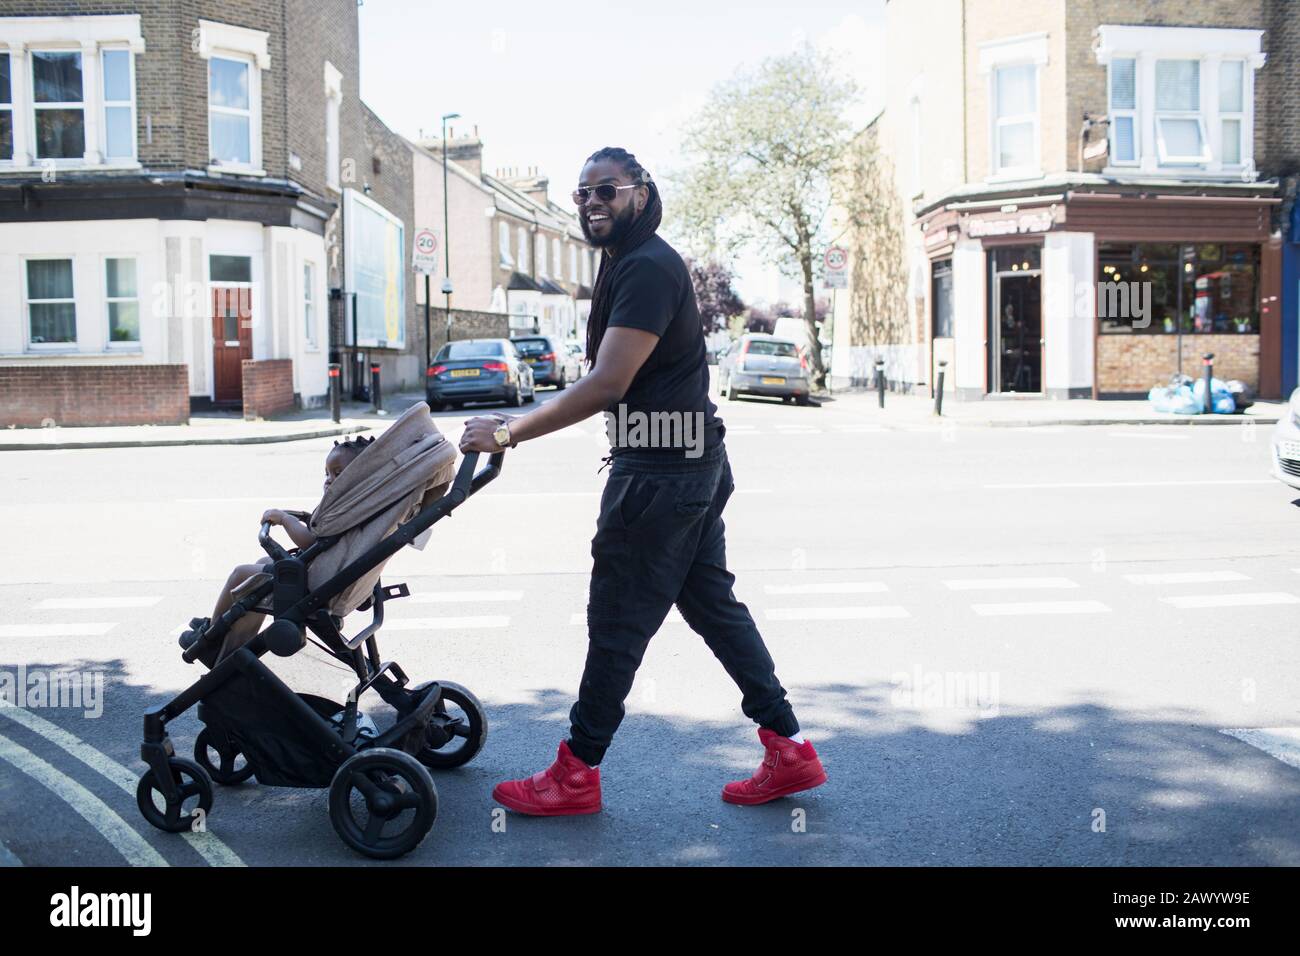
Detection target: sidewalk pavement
<box><xmin>0</xmin><ymin>392</ymin><xmax>430</xmax><ymax>451</ymax></box>
<box><xmin>817</xmin><ymin>388</ymin><xmax>1286</xmax><ymax>429</ymax></box>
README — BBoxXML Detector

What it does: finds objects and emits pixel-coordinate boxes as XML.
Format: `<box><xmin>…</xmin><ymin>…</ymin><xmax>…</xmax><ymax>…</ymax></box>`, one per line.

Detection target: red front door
<box><xmin>212</xmin><ymin>287</ymin><xmax>252</xmax><ymax>403</ymax></box>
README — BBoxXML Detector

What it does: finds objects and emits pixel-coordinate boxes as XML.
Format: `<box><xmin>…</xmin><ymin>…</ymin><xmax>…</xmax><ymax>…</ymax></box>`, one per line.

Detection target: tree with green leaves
<box><xmin>669</xmin><ymin>44</ymin><xmax>864</xmax><ymax>387</ymax></box>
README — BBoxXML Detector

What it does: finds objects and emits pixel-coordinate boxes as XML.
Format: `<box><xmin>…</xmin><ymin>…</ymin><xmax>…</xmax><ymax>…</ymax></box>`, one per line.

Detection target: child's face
<box><xmin>323</xmin><ymin>446</ymin><xmax>357</xmax><ymax>493</ymax></box>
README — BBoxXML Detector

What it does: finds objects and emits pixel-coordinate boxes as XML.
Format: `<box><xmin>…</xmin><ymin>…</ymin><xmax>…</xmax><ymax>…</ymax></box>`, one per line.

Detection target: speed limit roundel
<box><xmin>824</xmin><ymin>246</ymin><xmax>847</xmax><ymax>271</ymax></box>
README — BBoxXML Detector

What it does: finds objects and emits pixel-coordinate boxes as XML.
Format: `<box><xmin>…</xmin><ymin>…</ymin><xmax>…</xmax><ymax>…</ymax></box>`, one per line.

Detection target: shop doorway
<box><xmin>988</xmin><ymin>247</ymin><xmax>1042</xmax><ymax>394</ymax></box>
<box><xmin>212</xmin><ymin>287</ymin><xmax>252</xmax><ymax>404</ymax></box>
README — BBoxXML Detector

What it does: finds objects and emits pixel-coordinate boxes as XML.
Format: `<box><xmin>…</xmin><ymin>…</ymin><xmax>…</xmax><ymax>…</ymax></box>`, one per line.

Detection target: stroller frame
<box><xmin>138</xmin><ymin>449</ymin><xmax>504</xmax><ymax>860</ymax></box>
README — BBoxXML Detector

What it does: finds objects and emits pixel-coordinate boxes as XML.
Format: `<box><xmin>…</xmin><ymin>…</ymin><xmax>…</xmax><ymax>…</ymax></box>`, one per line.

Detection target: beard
<box><xmin>581</xmin><ymin>201</ymin><xmax>639</xmax><ymax>249</ymax></box>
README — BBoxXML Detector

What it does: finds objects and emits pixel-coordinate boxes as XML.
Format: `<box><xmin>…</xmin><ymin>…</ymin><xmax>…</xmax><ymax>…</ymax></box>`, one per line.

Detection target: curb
<box><xmin>984</xmin><ymin>416</ymin><xmax>1280</xmax><ymax>428</ymax></box>
<box><xmin>0</xmin><ymin>423</ymin><xmax>371</xmax><ymax>452</ymax></box>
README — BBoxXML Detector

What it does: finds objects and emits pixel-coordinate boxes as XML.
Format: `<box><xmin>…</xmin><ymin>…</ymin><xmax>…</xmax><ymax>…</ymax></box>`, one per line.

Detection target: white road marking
<box><xmin>381</xmin><ymin>616</ymin><xmax>510</xmax><ymax>630</ymax></box>
<box><xmin>971</xmin><ymin>600</ymin><xmax>1110</xmax><ymax>616</ymax></box>
<box><xmin>775</xmin><ymin>426</ymin><xmax>821</xmax><ymax>434</ymax></box>
<box><xmin>1160</xmin><ymin>592</ymin><xmax>1300</xmax><ymax>609</ymax></box>
<box><xmin>763</xmin><ymin>582</ymin><xmax>889</xmax><ymax>595</ymax></box>
<box><xmin>765</xmin><ymin>606</ymin><xmax>910</xmax><ymax>621</ymax></box>
<box><xmin>1109</xmin><ymin>431</ymin><xmax>1190</xmax><ymax>440</ymax></box>
<box><xmin>834</xmin><ymin>424</ymin><xmax>886</xmax><ymax>433</ymax></box>
<box><xmin>944</xmin><ymin>577</ymin><xmax>1078</xmax><ymax>591</ymax></box>
<box><xmin>1221</xmin><ymin>728</ymin><xmax>1300</xmax><ymax>771</ymax></box>
<box><xmin>568</xmin><ymin>609</ymin><xmax>685</xmax><ymax>625</ymax></box>
<box><xmin>0</xmin><ymin>623</ymin><xmax>116</xmax><ymax>638</ymax></box>
<box><xmin>408</xmin><ymin>590</ymin><xmax>523</xmax><ymax>603</ymax></box>
<box><xmin>34</xmin><ymin>596</ymin><xmax>161</xmax><ymax>610</ymax></box>
<box><xmin>984</xmin><ymin>479</ymin><xmax>1273</xmax><ymax>490</ymax></box>
<box><xmin>0</xmin><ymin>731</ymin><xmax>167</xmax><ymax>867</ymax></box>
<box><xmin>0</xmin><ymin>702</ymin><xmax>244</xmax><ymax>867</ymax></box>
<box><xmin>1125</xmin><ymin>571</ymin><xmax>1250</xmax><ymax>585</ymax></box>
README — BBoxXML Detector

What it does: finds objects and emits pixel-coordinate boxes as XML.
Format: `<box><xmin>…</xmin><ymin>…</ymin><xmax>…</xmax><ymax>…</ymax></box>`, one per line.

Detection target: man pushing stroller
<box><xmin>459</xmin><ymin>147</ymin><xmax>827</xmax><ymax>814</ymax></box>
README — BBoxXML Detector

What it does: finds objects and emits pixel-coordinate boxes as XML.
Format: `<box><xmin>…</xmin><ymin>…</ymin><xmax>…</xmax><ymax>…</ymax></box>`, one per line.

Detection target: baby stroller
<box><xmin>136</xmin><ymin>402</ymin><xmax>504</xmax><ymax>859</ymax></box>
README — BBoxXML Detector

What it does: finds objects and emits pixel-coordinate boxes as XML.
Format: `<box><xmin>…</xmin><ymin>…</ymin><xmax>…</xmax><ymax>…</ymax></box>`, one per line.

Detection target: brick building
<box><xmin>833</xmin><ymin>0</ymin><xmax>1294</xmax><ymax>400</ymax></box>
<box><xmin>0</xmin><ymin>1</ymin><xmax>418</xmax><ymax>424</ymax></box>
<box><xmin>417</xmin><ymin>130</ymin><xmax>593</xmax><ymax>343</ymax></box>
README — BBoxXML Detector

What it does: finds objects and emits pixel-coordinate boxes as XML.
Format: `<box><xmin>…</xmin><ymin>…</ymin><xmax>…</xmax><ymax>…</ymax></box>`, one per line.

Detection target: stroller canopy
<box><xmin>307</xmin><ymin>401</ymin><xmax>457</xmax><ymax>616</ymax></box>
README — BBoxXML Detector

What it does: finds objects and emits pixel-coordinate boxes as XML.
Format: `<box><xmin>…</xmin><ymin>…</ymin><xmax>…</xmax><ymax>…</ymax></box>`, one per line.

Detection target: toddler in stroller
<box><xmin>138</xmin><ymin>402</ymin><xmax>505</xmax><ymax>859</ymax></box>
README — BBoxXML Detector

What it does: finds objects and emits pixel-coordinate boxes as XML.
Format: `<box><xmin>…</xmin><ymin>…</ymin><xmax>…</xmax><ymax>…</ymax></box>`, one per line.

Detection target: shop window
<box><xmin>1097</xmin><ymin>242</ymin><xmax>1258</xmax><ymax>334</ymax></box>
<box><xmin>931</xmin><ymin>260</ymin><xmax>953</xmax><ymax>338</ymax></box>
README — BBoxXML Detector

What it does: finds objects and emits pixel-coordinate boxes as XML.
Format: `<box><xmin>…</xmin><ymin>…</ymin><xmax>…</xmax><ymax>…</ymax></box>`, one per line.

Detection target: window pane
<box><xmin>1188</xmin><ymin>244</ymin><xmax>1257</xmax><ymax>333</ymax></box>
<box><xmin>1160</xmin><ymin>118</ymin><xmax>1203</xmax><ymax>158</ymax></box>
<box><xmin>1221</xmin><ymin>118</ymin><xmax>1241</xmax><ymax>164</ymax></box>
<box><xmin>1155</xmin><ymin>59</ymin><xmax>1198</xmax><ymax>111</ymax></box>
<box><xmin>0</xmin><ymin>53</ymin><xmax>10</xmax><ymax>104</ymax></box>
<box><xmin>108</xmin><ymin>301</ymin><xmax>139</xmax><ymax>342</ymax></box>
<box><xmin>35</xmin><ymin>108</ymin><xmax>85</xmax><ymax>159</ymax></box>
<box><xmin>1219</xmin><ymin>60</ymin><xmax>1243</xmax><ymax>113</ymax></box>
<box><xmin>29</xmin><ymin>302</ymin><xmax>77</xmax><ymax>343</ymax></box>
<box><xmin>33</xmin><ymin>51</ymin><xmax>83</xmax><ymax>103</ymax></box>
<box><xmin>104</xmin><ymin>105</ymin><xmax>133</xmax><ymax>159</ymax></box>
<box><xmin>102</xmin><ymin>49</ymin><xmax>131</xmax><ymax>101</ymax></box>
<box><xmin>106</xmin><ymin>258</ymin><xmax>136</xmax><ymax>298</ymax></box>
<box><xmin>209</xmin><ymin>255</ymin><xmax>252</xmax><ymax>283</ymax></box>
<box><xmin>998</xmin><ymin>120</ymin><xmax>1034</xmax><ymax>169</ymax></box>
<box><xmin>1110</xmin><ymin>58</ymin><xmax>1135</xmax><ymax>110</ymax></box>
<box><xmin>995</xmin><ymin>64</ymin><xmax>1035</xmax><ymax>117</ymax></box>
<box><xmin>211</xmin><ymin>112</ymin><xmax>250</xmax><ymax>164</ymax></box>
<box><xmin>209</xmin><ymin>58</ymin><xmax>249</xmax><ymax>109</ymax></box>
<box><xmin>0</xmin><ymin>111</ymin><xmax>11</xmax><ymax>162</ymax></box>
<box><xmin>27</xmin><ymin>259</ymin><xmax>73</xmax><ymax>299</ymax></box>
<box><xmin>1113</xmin><ymin>115</ymin><xmax>1135</xmax><ymax>162</ymax></box>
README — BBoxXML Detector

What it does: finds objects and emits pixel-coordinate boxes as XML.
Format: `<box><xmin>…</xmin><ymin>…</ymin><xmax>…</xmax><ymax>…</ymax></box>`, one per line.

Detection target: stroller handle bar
<box><xmin>259</xmin><ymin>521</ymin><xmax>290</xmax><ymax>562</ymax></box>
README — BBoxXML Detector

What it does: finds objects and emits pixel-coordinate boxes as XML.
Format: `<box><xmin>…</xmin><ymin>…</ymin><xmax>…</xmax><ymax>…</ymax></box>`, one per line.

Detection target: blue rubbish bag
<box><xmin>1192</xmin><ymin>376</ymin><xmax>1237</xmax><ymax>414</ymax></box>
<box><xmin>1148</xmin><ymin>384</ymin><xmax>1200</xmax><ymax>415</ymax></box>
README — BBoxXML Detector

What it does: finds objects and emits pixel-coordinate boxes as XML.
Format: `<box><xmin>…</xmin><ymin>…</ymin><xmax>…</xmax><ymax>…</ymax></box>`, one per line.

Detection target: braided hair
<box><xmin>333</xmin><ymin>434</ymin><xmax>376</xmax><ymax>459</ymax></box>
<box><xmin>583</xmin><ymin>147</ymin><xmax>663</xmax><ymax>365</ymax></box>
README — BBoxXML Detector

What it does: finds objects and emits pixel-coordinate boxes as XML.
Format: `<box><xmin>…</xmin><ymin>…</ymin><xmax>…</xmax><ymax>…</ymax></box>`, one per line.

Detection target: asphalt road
<box><xmin>2</xmin><ymin>383</ymin><xmax>1299</xmax><ymax>866</ymax></box>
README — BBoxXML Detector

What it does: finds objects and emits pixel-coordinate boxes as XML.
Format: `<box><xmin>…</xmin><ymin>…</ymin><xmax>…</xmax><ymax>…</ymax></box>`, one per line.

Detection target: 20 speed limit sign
<box><xmin>824</xmin><ymin>246</ymin><xmax>848</xmax><ymax>288</ymax></box>
<box><xmin>413</xmin><ymin>229</ymin><xmax>438</xmax><ymax>274</ymax></box>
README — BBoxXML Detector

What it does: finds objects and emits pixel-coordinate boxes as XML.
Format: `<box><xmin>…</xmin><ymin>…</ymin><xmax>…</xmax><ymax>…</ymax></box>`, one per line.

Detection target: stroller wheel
<box><xmin>328</xmin><ymin>748</ymin><xmax>437</xmax><ymax>860</ymax></box>
<box><xmin>194</xmin><ymin>728</ymin><xmax>255</xmax><ymax>786</ymax></box>
<box><xmin>137</xmin><ymin>757</ymin><xmax>214</xmax><ymax>834</ymax></box>
<box><xmin>414</xmin><ymin>680</ymin><xmax>488</xmax><ymax>769</ymax></box>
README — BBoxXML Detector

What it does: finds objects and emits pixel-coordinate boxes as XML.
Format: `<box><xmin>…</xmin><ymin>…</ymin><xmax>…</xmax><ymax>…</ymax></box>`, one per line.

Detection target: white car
<box><xmin>1270</xmin><ymin>388</ymin><xmax>1300</xmax><ymax>489</ymax></box>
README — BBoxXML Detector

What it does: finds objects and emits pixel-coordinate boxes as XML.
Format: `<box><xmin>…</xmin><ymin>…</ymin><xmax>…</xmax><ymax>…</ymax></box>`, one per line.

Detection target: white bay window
<box><xmin>1097</xmin><ymin>24</ymin><xmax>1263</xmax><ymax>177</ymax></box>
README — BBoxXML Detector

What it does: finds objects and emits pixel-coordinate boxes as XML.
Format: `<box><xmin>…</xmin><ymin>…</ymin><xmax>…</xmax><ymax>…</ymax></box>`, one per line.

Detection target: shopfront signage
<box><xmin>964</xmin><ymin>209</ymin><xmax>1056</xmax><ymax>238</ymax></box>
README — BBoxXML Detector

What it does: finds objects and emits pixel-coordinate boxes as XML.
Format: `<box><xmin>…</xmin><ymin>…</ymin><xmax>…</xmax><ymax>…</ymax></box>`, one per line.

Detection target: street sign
<box><xmin>413</xmin><ymin>229</ymin><xmax>439</xmax><ymax>274</ymax></box>
<box><xmin>824</xmin><ymin>245</ymin><xmax>848</xmax><ymax>289</ymax></box>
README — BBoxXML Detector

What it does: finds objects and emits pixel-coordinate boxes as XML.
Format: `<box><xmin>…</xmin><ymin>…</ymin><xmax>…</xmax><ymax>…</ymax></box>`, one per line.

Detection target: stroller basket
<box><xmin>138</xmin><ymin>403</ymin><xmax>504</xmax><ymax>859</ymax></box>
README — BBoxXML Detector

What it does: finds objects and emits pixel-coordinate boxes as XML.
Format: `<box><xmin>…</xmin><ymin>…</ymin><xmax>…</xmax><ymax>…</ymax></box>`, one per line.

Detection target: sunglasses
<box><xmin>572</xmin><ymin>183</ymin><xmax>640</xmax><ymax>205</ymax></box>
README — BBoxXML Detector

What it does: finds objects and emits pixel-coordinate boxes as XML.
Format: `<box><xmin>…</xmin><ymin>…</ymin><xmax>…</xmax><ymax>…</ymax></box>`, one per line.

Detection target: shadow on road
<box><xmin>3</xmin><ymin>660</ymin><xmax>1298</xmax><ymax>866</ymax></box>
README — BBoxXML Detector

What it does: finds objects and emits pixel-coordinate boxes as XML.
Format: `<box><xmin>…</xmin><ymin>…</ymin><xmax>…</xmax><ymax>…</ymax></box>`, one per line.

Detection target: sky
<box><xmin>357</xmin><ymin>0</ymin><xmax>887</xmax><ymax>303</ymax></box>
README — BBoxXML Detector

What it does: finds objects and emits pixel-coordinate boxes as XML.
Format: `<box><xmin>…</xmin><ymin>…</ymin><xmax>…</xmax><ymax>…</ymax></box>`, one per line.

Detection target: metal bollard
<box><xmin>370</xmin><ymin>363</ymin><xmax>382</xmax><ymax>414</ymax></box>
<box><xmin>1202</xmin><ymin>352</ymin><xmax>1214</xmax><ymax>415</ymax></box>
<box><xmin>875</xmin><ymin>358</ymin><xmax>886</xmax><ymax>409</ymax></box>
<box><xmin>328</xmin><ymin>363</ymin><xmax>341</xmax><ymax>424</ymax></box>
<box><xmin>935</xmin><ymin>359</ymin><xmax>947</xmax><ymax>416</ymax></box>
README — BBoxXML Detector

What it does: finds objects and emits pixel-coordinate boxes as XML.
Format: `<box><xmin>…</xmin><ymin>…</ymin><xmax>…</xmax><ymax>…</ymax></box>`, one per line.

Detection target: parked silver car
<box><xmin>717</xmin><ymin>333</ymin><xmax>813</xmax><ymax>404</ymax></box>
<box><xmin>511</xmin><ymin>334</ymin><xmax>582</xmax><ymax>389</ymax></box>
<box><xmin>1271</xmin><ymin>387</ymin><xmax>1300</xmax><ymax>489</ymax></box>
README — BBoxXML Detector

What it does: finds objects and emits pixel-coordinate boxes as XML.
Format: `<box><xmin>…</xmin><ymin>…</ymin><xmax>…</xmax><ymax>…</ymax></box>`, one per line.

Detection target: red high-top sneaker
<box><xmin>492</xmin><ymin>741</ymin><xmax>603</xmax><ymax>816</ymax></box>
<box><xmin>722</xmin><ymin>728</ymin><xmax>827</xmax><ymax>805</ymax></box>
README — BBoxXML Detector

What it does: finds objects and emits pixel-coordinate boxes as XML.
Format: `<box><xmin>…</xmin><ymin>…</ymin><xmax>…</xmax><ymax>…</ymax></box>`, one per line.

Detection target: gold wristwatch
<box><xmin>492</xmin><ymin>421</ymin><xmax>514</xmax><ymax>448</ymax></box>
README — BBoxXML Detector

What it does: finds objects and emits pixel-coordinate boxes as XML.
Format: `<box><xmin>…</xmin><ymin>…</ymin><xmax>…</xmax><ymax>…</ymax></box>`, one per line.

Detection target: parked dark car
<box><xmin>510</xmin><ymin>335</ymin><xmax>581</xmax><ymax>389</ymax></box>
<box><xmin>427</xmin><ymin>338</ymin><xmax>535</xmax><ymax>409</ymax></box>
<box><xmin>716</xmin><ymin>333</ymin><xmax>812</xmax><ymax>404</ymax></box>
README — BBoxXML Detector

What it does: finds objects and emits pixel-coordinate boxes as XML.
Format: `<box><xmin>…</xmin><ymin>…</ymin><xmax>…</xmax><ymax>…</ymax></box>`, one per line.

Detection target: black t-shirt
<box><xmin>601</xmin><ymin>234</ymin><xmax>722</xmax><ymax>456</ymax></box>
